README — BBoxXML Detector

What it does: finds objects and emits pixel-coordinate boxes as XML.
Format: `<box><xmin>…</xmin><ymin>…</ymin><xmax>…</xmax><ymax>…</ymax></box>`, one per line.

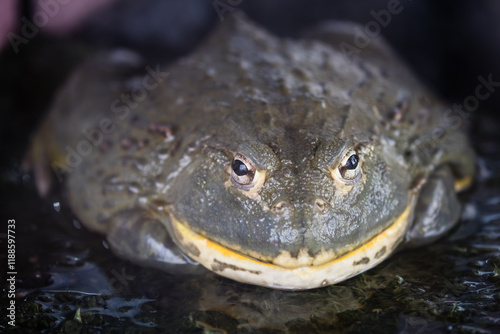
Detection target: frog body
<box><xmin>29</xmin><ymin>14</ymin><xmax>474</xmax><ymax>290</ymax></box>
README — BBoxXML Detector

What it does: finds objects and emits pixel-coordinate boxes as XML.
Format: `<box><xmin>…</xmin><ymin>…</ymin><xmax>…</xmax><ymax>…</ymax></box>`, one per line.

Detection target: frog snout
<box><xmin>270</xmin><ymin>197</ymin><xmax>330</xmax><ymax>215</ymax></box>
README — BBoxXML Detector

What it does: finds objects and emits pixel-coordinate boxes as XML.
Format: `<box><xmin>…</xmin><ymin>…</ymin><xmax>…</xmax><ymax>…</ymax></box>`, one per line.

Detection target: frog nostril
<box><xmin>271</xmin><ymin>200</ymin><xmax>290</xmax><ymax>215</ymax></box>
<box><xmin>314</xmin><ymin>198</ymin><xmax>328</xmax><ymax>213</ymax></box>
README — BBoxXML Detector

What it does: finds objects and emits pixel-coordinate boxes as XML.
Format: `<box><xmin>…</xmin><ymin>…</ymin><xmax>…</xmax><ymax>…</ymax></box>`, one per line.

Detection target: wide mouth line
<box><xmin>174</xmin><ymin>223</ymin><xmax>376</xmax><ymax>269</ymax></box>
<box><xmin>167</xmin><ymin>195</ymin><xmax>415</xmax><ymax>290</ymax></box>
<box><xmin>169</xmin><ymin>201</ymin><xmax>413</xmax><ymax>265</ymax></box>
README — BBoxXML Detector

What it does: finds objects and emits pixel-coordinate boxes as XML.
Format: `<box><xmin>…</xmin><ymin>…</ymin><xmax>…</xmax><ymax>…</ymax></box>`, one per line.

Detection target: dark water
<box><xmin>2</xmin><ymin>3</ymin><xmax>500</xmax><ymax>333</ymax></box>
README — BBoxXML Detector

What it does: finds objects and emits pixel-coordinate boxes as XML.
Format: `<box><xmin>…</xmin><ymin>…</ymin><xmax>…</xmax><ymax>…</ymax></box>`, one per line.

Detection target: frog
<box><xmin>27</xmin><ymin>14</ymin><xmax>475</xmax><ymax>290</ymax></box>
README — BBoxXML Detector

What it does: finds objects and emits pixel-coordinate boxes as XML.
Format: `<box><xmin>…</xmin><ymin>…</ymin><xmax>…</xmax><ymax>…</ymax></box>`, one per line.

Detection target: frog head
<box><xmin>166</xmin><ymin>100</ymin><xmax>413</xmax><ymax>290</ymax></box>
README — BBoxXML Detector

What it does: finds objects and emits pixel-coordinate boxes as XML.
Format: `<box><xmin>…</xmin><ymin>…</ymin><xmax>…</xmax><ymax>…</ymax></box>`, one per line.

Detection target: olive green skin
<box><xmin>31</xmin><ymin>16</ymin><xmax>474</xmax><ymax>279</ymax></box>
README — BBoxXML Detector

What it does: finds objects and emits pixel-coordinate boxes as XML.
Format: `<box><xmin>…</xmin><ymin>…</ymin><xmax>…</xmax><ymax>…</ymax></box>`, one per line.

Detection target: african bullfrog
<box><xmin>28</xmin><ymin>14</ymin><xmax>474</xmax><ymax>290</ymax></box>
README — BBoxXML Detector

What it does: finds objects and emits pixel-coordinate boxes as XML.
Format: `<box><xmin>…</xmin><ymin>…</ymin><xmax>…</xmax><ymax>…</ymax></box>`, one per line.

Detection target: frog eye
<box><xmin>230</xmin><ymin>154</ymin><xmax>257</xmax><ymax>190</ymax></box>
<box><xmin>335</xmin><ymin>151</ymin><xmax>362</xmax><ymax>185</ymax></box>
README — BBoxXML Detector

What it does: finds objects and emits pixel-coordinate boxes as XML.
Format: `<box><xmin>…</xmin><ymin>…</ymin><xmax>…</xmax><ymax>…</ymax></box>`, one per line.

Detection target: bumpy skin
<box><xmin>29</xmin><ymin>15</ymin><xmax>475</xmax><ymax>289</ymax></box>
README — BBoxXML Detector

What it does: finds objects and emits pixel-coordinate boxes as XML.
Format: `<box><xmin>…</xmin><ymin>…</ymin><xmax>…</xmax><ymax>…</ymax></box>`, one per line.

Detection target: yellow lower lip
<box><xmin>454</xmin><ymin>175</ymin><xmax>473</xmax><ymax>192</ymax></box>
<box><xmin>169</xmin><ymin>197</ymin><xmax>415</xmax><ymax>290</ymax></box>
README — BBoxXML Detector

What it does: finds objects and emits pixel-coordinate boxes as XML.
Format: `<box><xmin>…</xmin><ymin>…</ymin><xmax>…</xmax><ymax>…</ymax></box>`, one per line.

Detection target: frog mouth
<box><xmin>167</xmin><ymin>198</ymin><xmax>416</xmax><ymax>290</ymax></box>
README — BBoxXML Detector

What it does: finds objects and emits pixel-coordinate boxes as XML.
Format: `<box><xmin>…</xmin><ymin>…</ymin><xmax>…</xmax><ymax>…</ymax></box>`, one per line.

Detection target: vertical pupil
<box><xmin>232</xmin><ymin>160</ymin><xmax>249</xmax><ymax>176</ymax></box>
<box><xmin>345</xmin><ymin>154</ymin><xmax>359</xmax><ymax>170</ymax></box>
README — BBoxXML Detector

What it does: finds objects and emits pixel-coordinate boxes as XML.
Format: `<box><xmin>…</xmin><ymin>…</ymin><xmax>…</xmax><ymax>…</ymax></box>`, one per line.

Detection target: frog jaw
<box><xmin>167</xmin><ymin>195</ymin><xmax>415</xmax><ymax>290</ymax></box>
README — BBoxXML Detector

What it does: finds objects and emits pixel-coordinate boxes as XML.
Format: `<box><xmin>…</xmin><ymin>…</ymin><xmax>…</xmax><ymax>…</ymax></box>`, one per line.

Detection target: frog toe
<box><xmin>406</xmin><ymin>166</ymin><xmax>461</xmax><ymax>248</ymax></box>
<box><xmin>106</xmin><ymin>208</ymin><xmax>200</xmax><ymax>274</ymax></box>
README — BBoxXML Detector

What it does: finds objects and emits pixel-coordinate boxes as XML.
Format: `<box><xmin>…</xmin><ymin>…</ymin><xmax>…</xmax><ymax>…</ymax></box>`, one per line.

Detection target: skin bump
<box><xmin>273</xmin><ymin>248</ymin><xmax>339</xmax><ymax>268</ymax></box>
<box><xmin>353</xmin><ymin>257</ymin><xmax>370</xmax><ymax>266</ymax></box>
<box><xmin>375</xmin><ymin>246</ymin><xmax>387</xmax><ymax>259</ymax></box>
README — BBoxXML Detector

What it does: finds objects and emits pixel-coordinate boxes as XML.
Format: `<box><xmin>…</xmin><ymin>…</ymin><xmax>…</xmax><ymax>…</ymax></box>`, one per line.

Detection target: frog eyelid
<box><xmin>229</xmin><ymin>153</ymin><xmax>267</xmax><ymax>193</ymax></box>
<box><xmin>236</xmin><ymin>143</ymin><xmax>278</xmax><ymax>171</ymax></box>
<box><xmin>325</xmin><ymin>145</ymin><xmax>363</xmax><ymax>185</ymax></box>
<box><xmin>316</xmin><ymin>143</ymin><xmax>355</xmax><ymax>170</ymax></box>
<box><xmin>340</xmin><ymin>170</ymin><xmax>362</xmax><ymax>185</ymax></box>
<box><xmin>230</xmin><ymin>177</ymin><xmax>255</xmax><ymax>191</ymax></box>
